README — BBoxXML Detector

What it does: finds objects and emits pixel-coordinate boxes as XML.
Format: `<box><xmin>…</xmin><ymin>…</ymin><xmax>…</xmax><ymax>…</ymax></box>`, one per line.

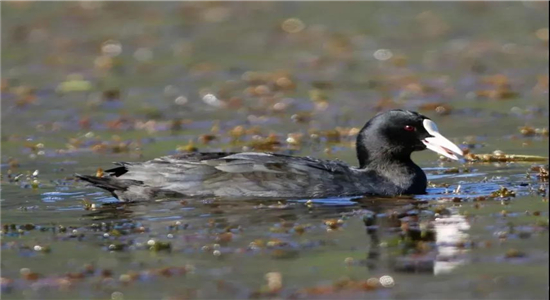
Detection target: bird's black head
<box><xmin>356</xmin><ymin>109</ymin><xmax>462</xmax><ymax>168</ymax></box>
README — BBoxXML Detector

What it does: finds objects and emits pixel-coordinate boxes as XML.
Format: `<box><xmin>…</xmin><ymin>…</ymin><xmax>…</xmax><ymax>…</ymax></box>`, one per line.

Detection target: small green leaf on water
<box><xmin>56</xmin><ymin>74</ymin><xmax>92</xmax><ymax>93</ymax></box>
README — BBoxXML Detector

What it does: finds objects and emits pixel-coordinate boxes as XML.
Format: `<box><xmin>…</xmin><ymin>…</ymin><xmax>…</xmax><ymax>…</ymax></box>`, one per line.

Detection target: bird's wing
<box><xmin>115</xmin><ymin>152</ymin><xmax>358</xmax><ymax>197</ymax></box>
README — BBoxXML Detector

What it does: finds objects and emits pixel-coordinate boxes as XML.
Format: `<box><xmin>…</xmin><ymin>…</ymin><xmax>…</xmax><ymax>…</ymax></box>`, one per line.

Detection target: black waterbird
<box><xmin>77</xmin><ymin>110</ymin><xmax>463</xmax><ymax>201</ymax></box>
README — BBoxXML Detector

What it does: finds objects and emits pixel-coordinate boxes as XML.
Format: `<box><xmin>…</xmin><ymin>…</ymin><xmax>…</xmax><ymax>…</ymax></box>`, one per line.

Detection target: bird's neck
<box><xmin>357</xmin><ymin>147</ymin><xmax>426</xmax><ymax>194</ymax></box>
<box><xmin>357</xmin><ymin>146</ymin><xmax>413</xmax><ymax>169</ymax></box>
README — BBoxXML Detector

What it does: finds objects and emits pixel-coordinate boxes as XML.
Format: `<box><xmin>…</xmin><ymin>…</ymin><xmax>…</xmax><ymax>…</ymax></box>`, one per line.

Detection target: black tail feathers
<box><xmin>75</xmin><ymin>174</ymin><xmax>142</xmax><ymax>193</ymax></box>
<box><xmin>105</xmin><ymin>163</ymin><xmax>129</xmax><ymax>177</ymax></box>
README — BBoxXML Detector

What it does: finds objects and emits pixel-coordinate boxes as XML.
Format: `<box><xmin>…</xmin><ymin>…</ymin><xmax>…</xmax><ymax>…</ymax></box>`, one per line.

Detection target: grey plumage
<box><xmin>77</xmin><ymin>110</ymin><xmax>463</xmax><ymax>201</ymax></box>
<box><xmin>78</xmin><ymin>152</ymin><xmax>382</xmax><ymax>201</ymax></box>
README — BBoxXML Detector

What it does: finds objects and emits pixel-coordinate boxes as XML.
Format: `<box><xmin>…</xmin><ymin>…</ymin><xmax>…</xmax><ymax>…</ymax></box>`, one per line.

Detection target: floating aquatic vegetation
<box><xmin>418</xmin><ymin>102</ymin><xmax>453</xmax><ymax>115</ymax></box>
<box><xmin>32</xmin><ymin>245</ymin><xmax>52</xmax><ymax>253</ymax></box>
<box><xmin>247</xmin><ymin>134</ymin><xmax>281</xmax><ymax>151</ymax></box>
<box><xmin>435</xmin><ymin>167</ymin><xmax>471</xmax><ymax>174</ymax></box>
<box><xmin>270</xmin><ymin>248</ymin><xmax>298</xmax><ymax>259</ymax></box>
<box><xmin>321</xmin><ymin>129</ymin><xmax>340</xmax><ymax>143</ymax></box>
<box><xmin>107</xmin><ymin>243</ymin><xmax>126</xmax><ymax>252</ymax></box>
<box><xmin>519</xmin><ymin>126</ymin><xmax>549</xmax><ymax>137</ymax></box>
<box><xmin>199</xmin><ymin>134</ymin><xmax>218</xmax><ymax>144</ymax></box>
<box><xmin>20</xmin><ymin>268</ymin><xmax>42</xmax><ymax>281</ymax></box>
<box><xmin>12</xmin><ymin>85</ymin><xmax>38</xmax><ymax>107</ymax></box>
<box><xmin>475</xmin><ymin>89</ymin><xmax>518</xmax><ymax>100</ymax></box>
<box><xmin>291</xmin><ymin>112</ymin><xmax>312</xmax><ymax>124</ymax></box>
<box><xmin>102</xmin><ymin>89</ymin><xmax>121</xmax><ymax>102</ymax></box>
<box><xmin>465</xmin><ymin>150</ymin><xmax>548</xmax><ymax>163</ymax></box>
<box><xmin>490</xmin><ymin>187</ymin><xmax>516</xmax><ymax>198</ymax></box>
<box><xmin>6</xmin><ymin>157</ymin><xmax>20</xmax><ymax>169</ymax></box>
<box><xmin>176</xmin><ymin>140</ymin><xmax>198</xmax><ymax>153</ymax></box>
<box><xmin>309</xmin><ymin>89</ymin><xmax>329</xmax><ymax>102</ymax></box>
<box><xmin>475</xmin><ymin>74</ymin><xmax>519</xmax><ymax>100</ymax></box>
<box><xmin>81</xmin><ymin>198</ymin><xmax>96</xmax><ymax>211</ymax></box>
<box><xmin>293</xmin><ymin>224</ymin><xmax>307</xmax><ymax>235</ymax></box>
<box><xmin>215</xmin><ymin>232</ymin><xmax>233</xmax><ymax>244</ymax></box>
<box><xmin>289</xmin><ymin>275</ymin><xmax>393</xmax><ymax>297</ymax></box>
<box><xmin>1</xmin><ymin>2</ymin><xmax>548</xmax><ymax>299</ymax></box>
<box><xmin>264</xmin><ymin>271</ymin><xmax>282</xmax><ymax>293</ymax></box>
<box><xmin>529</xmin><ymin>165</ymin><xmax>549</xmax><ymax>181</ymax></box>
<box><xmin>228</xmin><ymin>125</ymin><xmax>246</xmax><ymax>142</ymax></box>
<box><xmin>147</xmin><ymin>239</ymin><xmax>171</xmax><ymax>252</ymax></box>
<box><xmin>323</xmin><ymin>219</ymin><xmax>344</xmax><ymax>231</ymax></box>
<box><xmin>504</xmin><ymin>248</ymin><xmax>526</xmax><ymax>259</ymax></box>
<box><xmin>286</xmin><ymin>132</ymin><xmax>304</xmax><ymax>149</ymax></box>
<box><xmin>56</xmin><ymin>74</ymin><xmax>92</xmax><ymax>93</ymax></box>
<box><xmin>281</xmin><ymin>18</ymin><xmax>305</xmax><ymax>34</ymax></box>
<box><xmin>533</xmin><ymin>74</ymin><xmax>549</xmax><ymax>94</ymax></box>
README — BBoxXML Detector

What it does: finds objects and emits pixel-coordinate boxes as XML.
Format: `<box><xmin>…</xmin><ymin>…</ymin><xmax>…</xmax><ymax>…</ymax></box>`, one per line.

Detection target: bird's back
<box><xmin>80</xmin><ymin>152</ymin><xmax>371</xmax><ymax>201</ymax></box>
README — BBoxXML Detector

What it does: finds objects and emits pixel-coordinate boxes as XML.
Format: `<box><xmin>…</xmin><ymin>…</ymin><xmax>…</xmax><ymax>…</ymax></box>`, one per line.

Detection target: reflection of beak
<box><xmin>422</xmin><ymin>119</ymin><xmax>464</xmax><ymax>160</ymax></box>
<box><xmin>434</xmin><ymin>209</ymin><xmax>470</xmax><ymax>275</ymax></box>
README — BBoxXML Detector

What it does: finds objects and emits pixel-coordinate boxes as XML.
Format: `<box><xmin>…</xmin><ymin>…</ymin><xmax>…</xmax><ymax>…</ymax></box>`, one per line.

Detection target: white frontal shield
<box><xmin>422</xmin><ymin>119</ymin><xmax>463</xmax><ymax>160</ymax></box>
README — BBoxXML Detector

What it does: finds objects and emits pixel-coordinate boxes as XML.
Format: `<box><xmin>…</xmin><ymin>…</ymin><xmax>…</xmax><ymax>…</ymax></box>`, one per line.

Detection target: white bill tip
<box><xmin>422</xmin><ymin>119</ymin><xmax>463</xmax><ymax>160</ymax></box>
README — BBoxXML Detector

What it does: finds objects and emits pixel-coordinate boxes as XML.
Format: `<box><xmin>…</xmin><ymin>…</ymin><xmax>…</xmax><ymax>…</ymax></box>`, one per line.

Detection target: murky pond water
<box><xmin>1</xmin><ymin>2</ymin><xmax>549</xmax><ymax>299</ymax></box>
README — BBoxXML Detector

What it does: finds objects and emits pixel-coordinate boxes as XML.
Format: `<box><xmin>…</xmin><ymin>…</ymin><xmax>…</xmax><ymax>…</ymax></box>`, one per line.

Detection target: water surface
<box><xmin>1</xmin><ymin>2</ymin><xmax>548</xmax><ymax>299</ymax></box>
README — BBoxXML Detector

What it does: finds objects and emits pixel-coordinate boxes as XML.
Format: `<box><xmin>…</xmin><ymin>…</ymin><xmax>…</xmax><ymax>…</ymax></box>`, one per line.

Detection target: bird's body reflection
<box><xmin>355</xmin><ymin>196</ymin><xmax>470</xmax><ymax>275</ymax></box>
<box><xmin>82</xmin><ymin>195</ymin><xmax>470</xmax><ymax>276</ymax></box>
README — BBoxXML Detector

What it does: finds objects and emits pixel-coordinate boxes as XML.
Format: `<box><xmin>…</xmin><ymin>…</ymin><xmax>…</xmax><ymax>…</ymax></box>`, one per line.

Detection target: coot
<box><xmin>78</xmin><ymin>110</ymin><xmax>463</xmax><ymax>201</ymax></box>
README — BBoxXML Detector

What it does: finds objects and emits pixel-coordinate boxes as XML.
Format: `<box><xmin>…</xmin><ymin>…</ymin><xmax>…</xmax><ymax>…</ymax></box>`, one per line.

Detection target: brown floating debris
<box><xmin>82</xmin><ymin>198</ymin><xmax>95</xmax><ymax>211</ymax></box>
<box><xmin>491</xmin><ymin>187</ymin><xmax>516</xmax><ymax>198</ymax></box>
<box><xmin>215</xmin><ymin>232</ymin><xmax>233</xmax><ymax>244</ymax></box>
<box><xmin>475</xmin><ymin>89</ymin><xmax>518</xmax><ymax>100</ymax></box>
<box><xmin>286</xmin><ymin>133</ymin><xmax>304</xmax><ymax>148</ymax></box>
<box><xmin>148</xmin><ymin>240</ymin><xmax>172</xmax><ymax>252</ymax></box>
<box><xmin>291</xmin><ymin>112</ymin><xmax>312</xmax><ymax>123</ymax></box>
<box><xmin>199</xmin><ymin>134</ymin><xmax>217</xmax><ymax>144</ymax></box>
<box><xmin>530</xmin><ymin>165</ymin><xmax>549</xmax><ymax>180</ymax></box>
<box><xmin>177</xmin><ymin>140</ymin><xmax>198</xmax><ymax>153</ymax></box>
<box><xmin>519</xmin><ymin>126</ymin><xmax>548</xmax><ymax>137</ymax></box>
<box><xmin>322</xmin><ymin>129</ymin><xmax>341</xmax><ymax>143</ymax></box>
<box><xmin>248</xmin><ymin>134</ymin><xmax>281</xmax><ymax>151</ymax></box>
<box><xmin>293</xmin><ymin>225</ymin><xmax>306</xmax><ymax>235</ymax></box>
<box><xmin>323</xmin><ymin>219</ymin><xmax>344</xmax><ymax>231</ymax></box>
<box><xmin>418</xmin><ymin>103</ymin><xmax>452</xmax><ymax>115</ymax></box>
<box><xmin>311</xmin><ymin>81</ymin><xmax>333</xmax><ymax>89</ymax></box>
<box><xmin>293</xmin><ymin>275</ymin><xmax>392</xmax><ymax>297</ymax></box>
<box><xmin>481</xmin><ymin>74</ymin><xmax>510</xmax><ymax>87</ymax></box>
<box><xmin>265</xmin><ymin>272</ymin><xmax>282</xmax><ymax>293</ymax></box>
<box><xmin>270</xmin><ymin>248</ymin><xmax>298</xmax><ymax>259</ymax></box>
<box><xmin>534</xmin><ymin>75</ymin><xmax>549</xmax><ymax>94</ymax></box>
<box><xmin>465</xmin><ymin>151</ymin><xmax>548</xmax><ymax>162</ymax></box>
<box><xmin>102</xmin><ymin>89</ymin><xmax>121</xmax><ymax>101</ymax></box>
<box><xmin>505</xmin><ymin>248</ymin><xmax>526</xmax><ymax>258</ymax></box>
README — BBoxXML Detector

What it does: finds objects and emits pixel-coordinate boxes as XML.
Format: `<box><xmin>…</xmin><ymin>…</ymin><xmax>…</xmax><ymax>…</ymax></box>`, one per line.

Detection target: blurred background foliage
<box><xmin>2</xmin><ymin>2</ymin><xmax>548</xmax><ymax>137</ymax></box>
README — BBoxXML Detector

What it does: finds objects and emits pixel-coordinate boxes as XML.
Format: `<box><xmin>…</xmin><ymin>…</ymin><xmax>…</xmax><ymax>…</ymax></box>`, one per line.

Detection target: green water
<box><xmin>1</xmin><ymin>2</ymin><xmax>548</xmax><ymax>299</ymax></box>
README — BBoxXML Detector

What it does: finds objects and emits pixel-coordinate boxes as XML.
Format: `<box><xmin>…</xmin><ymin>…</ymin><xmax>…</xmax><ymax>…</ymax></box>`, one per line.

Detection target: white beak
<box><xmin>422</xmin><ymin>119</ymin><xmax>463</xmax><ymax>160</ymax></box>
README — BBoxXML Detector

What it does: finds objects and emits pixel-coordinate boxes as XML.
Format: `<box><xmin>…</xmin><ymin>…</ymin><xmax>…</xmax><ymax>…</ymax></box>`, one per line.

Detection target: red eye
<box><xmin>404</xmin><ymin>125</ymin><xmax>416</xmax><ymax>132</ymax></box>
